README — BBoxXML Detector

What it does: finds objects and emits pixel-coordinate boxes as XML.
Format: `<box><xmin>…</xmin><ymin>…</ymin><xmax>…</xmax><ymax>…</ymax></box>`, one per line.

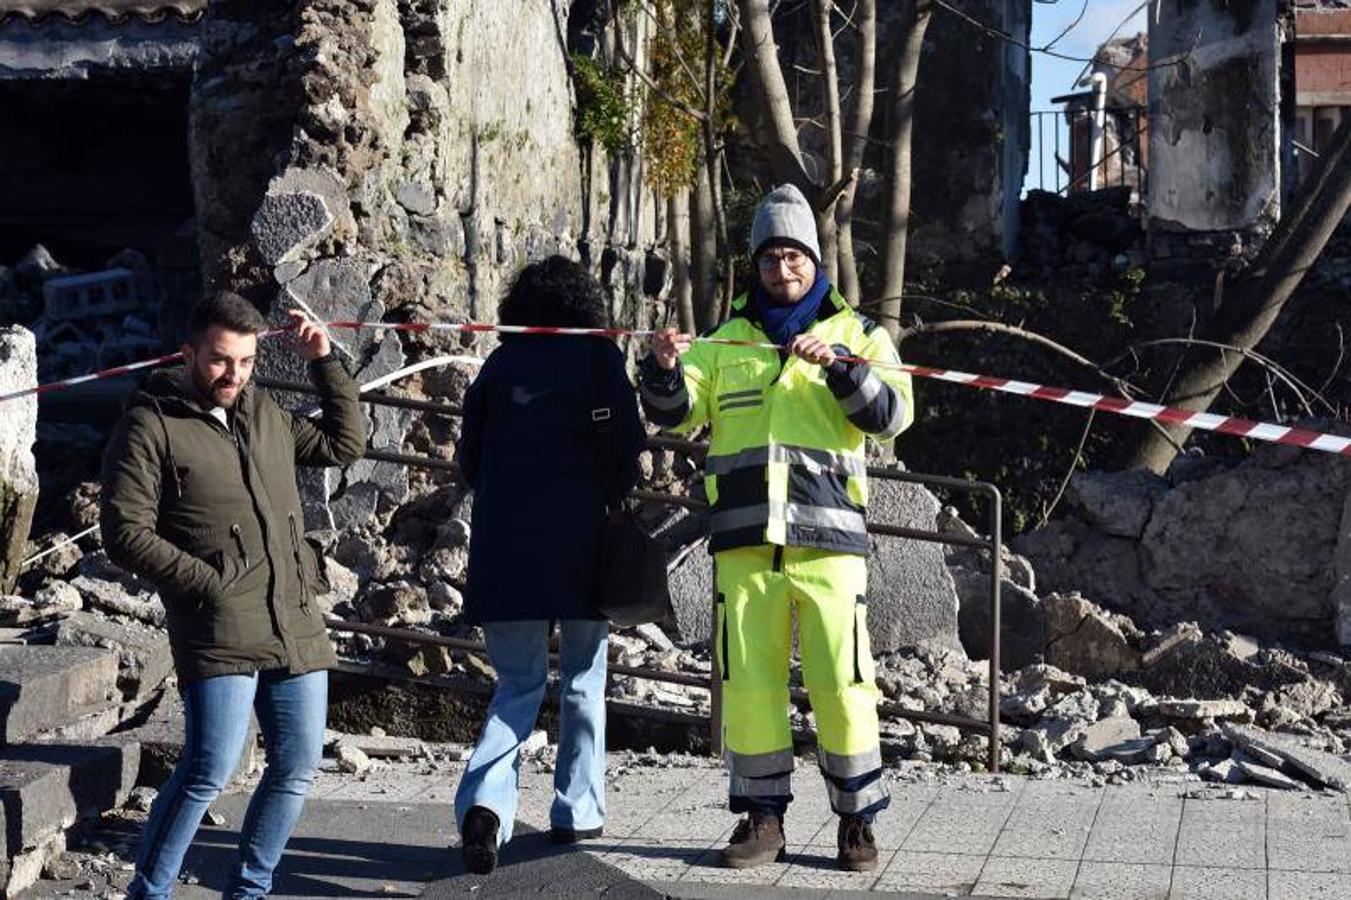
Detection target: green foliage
<box><xmin>571</xmin><ymin>54</ymin><xmax>633</xmax><ymax>155</ymax></box>
<box><xmin>640</xmin><ymin>0</ymin><xmax>736</xmax><ymax>197</ymax></box>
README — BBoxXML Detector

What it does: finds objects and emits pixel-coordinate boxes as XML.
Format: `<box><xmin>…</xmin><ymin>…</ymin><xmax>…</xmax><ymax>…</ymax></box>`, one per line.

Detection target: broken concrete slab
<box><xmin>1224</xmin><ymin>723</ymin><xmax>1351</xmax><ymax>792</ymax></box>
<box><xmin>54</xmin><ymin>612</ymin><xmax>173</xmax><ymax>702</ymax></box>
<box><xmin>1070</xmin><ymin>717</ymin><xmax>1143</xmax><ymax>762</ymax></box>
<box><xmin>0</xmin><ymin>646</ymin><xmax>119</xmax><ymax>745</ymax></box>
<box><xmin>1199</xmin><ymin>758</ymin><xmax>1244</xmax><ymax>784</ymax></box>
<box><xmin>1147</xmin><ymin>698</ymin><xmax>1252</xmax><ymax>721</ymax></box>
<box><xmin>1236</xmin><ymin>759</ymin><xmax>1302</xmax><ymax>790</ymax></box>
<box><xmin>0</xmin><ymin>327</ymin><xmax>38</xmax><ymax>595</ymax></box>
<box><xmin>68</xmin><ymin>576</ymin><xmax>165</xmax><ymax>628</ymax></box>
<box><xmin>335</xmin><ymin>743</ymin><xmax>371</xmax><ymax>775</ymax></box>
<box><xmin>323</xmin><ymin>729</ymin><xmax>426</xmax><ymax>759</ymax></box>
<box><xmin>1240</xmin><ymin>742</ymin><xmax>1285</xmax><ymax>770</ymax></box>
<box><xmin>1043</xmin><ymin>591</ymin><xmax>1142</xmax><ymax>681</ymax></box>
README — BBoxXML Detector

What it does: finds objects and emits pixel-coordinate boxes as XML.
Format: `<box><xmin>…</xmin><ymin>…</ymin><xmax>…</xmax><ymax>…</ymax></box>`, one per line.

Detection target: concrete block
<box><xmin>0</xmin><ymin>740</ymin><xmax>139</xmax><ymax>856</ymax></box>
<box><xmin>0</xmin><ymin>646</ymin><xmax>119</xmax><ymax>745</ymax></box>
<box><xmin>55</xmin><ymin>611</ymin><xmax>173</xmax><ymax>701</ymax></box>
<box><xmin>667</xmin><ymin>541</ymin><xmax>714</xmax><ymax>645</ymax></box>
<box><xmin>865</xmin><ymin>478</ymin><xmax>962</xmax><ymax>652</ymax></box>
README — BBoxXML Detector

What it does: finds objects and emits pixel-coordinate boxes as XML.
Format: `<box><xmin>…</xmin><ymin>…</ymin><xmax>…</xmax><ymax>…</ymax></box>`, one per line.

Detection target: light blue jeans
<box><xmin>127</xmin><ymin>669</ymin><xmax>327</xmax><ymax>899</ymax></box>
<box><xmin>454</xmin><ymin>619</ymin><xmax>609</xmax><ymax>847</ymax></box>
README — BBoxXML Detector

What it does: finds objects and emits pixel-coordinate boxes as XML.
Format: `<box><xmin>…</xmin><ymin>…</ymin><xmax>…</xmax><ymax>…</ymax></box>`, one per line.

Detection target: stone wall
<box><xmin>188</xmin><ymin>0</ymin><xmax>659</xmax><ymax>530</ymax></box>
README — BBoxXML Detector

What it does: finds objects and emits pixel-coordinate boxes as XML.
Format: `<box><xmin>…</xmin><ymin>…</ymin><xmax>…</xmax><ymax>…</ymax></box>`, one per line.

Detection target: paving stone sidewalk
<box><xmin>28</xmin><ymin>753</ymin><xmax>1351</xmax><ymax>898</ymax></box>
<box><xmin>514</xmin><ymin>757</ymin><xmax>1351</xmax><ymax>899</ymax></box>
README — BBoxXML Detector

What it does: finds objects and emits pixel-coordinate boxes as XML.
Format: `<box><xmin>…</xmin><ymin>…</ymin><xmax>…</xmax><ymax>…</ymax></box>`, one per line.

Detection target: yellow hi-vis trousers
<box><xmin>715</xmin><ymin>544</ymin><xmax>889</xmax><ymax>816</ymax></box>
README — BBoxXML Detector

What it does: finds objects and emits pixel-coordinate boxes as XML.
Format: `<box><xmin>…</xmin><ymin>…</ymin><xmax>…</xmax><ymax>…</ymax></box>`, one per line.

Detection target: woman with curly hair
<box><xmin>452</xmin><ymin>255</ymin><xmax>645</xmax><ymax>874</ymax></box>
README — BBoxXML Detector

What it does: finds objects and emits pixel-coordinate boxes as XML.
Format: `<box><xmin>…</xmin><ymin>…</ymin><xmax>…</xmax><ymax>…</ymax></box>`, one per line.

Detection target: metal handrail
<box><xmin>269</xmin><ymin>375</ymin><xmax>1005</xmax><ymax>770</ymax></box>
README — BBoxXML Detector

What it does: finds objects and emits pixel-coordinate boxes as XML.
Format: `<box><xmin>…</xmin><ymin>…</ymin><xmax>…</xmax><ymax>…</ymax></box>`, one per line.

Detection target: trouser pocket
<box><xmin>716</xmin><ymin>592</ymin><xmax>729</xmax><ymax>682</ymax></box>
<box><xmin>853</xmin><ymin>595</ymin><xmax>868</xmax><ymax>685</ymax></box>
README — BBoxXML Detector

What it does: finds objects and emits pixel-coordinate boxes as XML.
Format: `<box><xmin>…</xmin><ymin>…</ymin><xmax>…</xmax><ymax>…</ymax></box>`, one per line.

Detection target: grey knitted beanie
<box><xmin>749</xmin><ymin>184</ymin><xmax>820</xmax><ymax>264</ymax></box>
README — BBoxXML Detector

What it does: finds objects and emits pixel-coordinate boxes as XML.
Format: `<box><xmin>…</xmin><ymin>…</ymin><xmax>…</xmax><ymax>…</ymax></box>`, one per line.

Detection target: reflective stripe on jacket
<box><xmin>639</xmin><ymin>287</ymin><xmax>914</xmax><ymax>554</ymax></box>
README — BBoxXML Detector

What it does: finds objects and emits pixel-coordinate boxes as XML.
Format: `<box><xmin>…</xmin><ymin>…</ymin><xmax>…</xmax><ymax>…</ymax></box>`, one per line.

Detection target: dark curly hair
<box><xmin>498</xmin><ymin>255</ymin><xmax>608</xmax><ymax>330</ymax></box>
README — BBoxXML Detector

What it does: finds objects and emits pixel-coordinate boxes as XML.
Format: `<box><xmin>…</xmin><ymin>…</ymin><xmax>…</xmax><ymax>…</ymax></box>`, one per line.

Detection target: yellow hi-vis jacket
<box><xmin>639</xmin><ymin>287</ymin><xmax>914</xmax><ymax>555</ymax></box>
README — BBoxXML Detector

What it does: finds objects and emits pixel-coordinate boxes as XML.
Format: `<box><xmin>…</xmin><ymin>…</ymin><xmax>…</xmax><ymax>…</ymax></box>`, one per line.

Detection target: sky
<box><xmin>1024</xmin><ymin>0</ymin><xmax>1147</xmax><ymax>195</ymax></box>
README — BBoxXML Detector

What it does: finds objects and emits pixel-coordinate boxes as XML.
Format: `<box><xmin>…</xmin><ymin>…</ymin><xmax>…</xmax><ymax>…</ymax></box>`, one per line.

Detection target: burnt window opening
<box><xmin>0</xmin><ymin>73</ymin><xmax>195</xmax><ymax>267</ymax></box>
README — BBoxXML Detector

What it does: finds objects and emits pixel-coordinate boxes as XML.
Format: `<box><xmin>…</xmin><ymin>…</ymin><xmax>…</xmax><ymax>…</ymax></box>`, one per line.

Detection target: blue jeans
<box><xmin>127</xmin><ymin>669</ymin><xmax>327</xmax><ymax>899</ymax></box>
<box><xmin>454</xmin><ymin>619</ymin><xmax>608</xmax><ymax>847</ymax></box>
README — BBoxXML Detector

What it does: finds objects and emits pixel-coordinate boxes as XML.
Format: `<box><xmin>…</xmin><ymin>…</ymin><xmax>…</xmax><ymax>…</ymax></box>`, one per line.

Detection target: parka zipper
<box><xmin>229</xmin><ymin>523</ymin><xmax>249</xmax><ymax>570</ymax></box>
<box><xmin>288</xmin><ymin>513</ymin><xmax>312</xmax><ymax>615</ymax></box>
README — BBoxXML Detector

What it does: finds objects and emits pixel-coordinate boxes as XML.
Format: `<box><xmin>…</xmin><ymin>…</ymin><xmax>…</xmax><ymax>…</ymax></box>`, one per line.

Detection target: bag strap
<box><xmin>586</xmin><ymin>339</ymin><xmax>624</xmax><ymax>513</ymax></box>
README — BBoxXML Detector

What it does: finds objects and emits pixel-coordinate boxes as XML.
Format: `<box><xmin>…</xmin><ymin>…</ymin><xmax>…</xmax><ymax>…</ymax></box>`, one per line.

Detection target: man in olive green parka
<box><xmin>101</xmin><ymin>291</ymin><xmax>366</xmax><ymax>899</ymax></box>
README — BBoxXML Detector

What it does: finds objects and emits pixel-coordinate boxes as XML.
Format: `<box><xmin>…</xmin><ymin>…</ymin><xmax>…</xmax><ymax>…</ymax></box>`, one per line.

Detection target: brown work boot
<box><xmin>719</xmin><ymin>811</ymin><xmax>786</xmax><ymax>868</ymax></box>
<box><xmin>836</xmin><ymin>814</ymin><xmax>878</xmax><ymax>872</ymax></box>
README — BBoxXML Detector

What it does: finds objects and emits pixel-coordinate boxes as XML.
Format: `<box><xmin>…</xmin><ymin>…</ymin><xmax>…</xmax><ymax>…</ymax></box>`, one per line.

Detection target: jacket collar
<box><xmin>731</xmin><ymin>283</ymin><xmax>849</xmax><ymax>330</ymax></box>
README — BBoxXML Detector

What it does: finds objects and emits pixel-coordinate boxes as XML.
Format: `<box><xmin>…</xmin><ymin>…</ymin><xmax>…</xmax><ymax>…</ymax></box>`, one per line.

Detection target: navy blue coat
<box><xmin>458</xmin><ymin>336</ymin><xmax>645</xmax><ymax>623</ymax></box>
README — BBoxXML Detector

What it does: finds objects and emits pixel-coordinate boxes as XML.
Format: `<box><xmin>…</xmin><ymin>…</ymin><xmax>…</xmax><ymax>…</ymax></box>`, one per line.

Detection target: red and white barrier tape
<box><xmin>4</xmin><ymin>318</ymin><xmax>1348</xmax><ymax>459</ymax></box>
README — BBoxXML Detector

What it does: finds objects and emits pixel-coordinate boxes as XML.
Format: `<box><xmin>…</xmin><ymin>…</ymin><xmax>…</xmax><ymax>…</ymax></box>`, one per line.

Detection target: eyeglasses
<box><xmin>756</xmin><ymin>249</ymin><xmax>810</xmax><ymax>272</ymax></box>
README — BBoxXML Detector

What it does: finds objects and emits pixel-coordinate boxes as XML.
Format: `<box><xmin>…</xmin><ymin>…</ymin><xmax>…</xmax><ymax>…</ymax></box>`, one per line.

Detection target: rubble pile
<box><xmin>0</xmin><ymin>244</ymin><xmax>165</xmax><ymax>385</ymax></box>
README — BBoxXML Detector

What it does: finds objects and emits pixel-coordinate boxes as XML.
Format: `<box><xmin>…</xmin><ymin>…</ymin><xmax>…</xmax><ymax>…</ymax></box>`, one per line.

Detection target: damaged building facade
<box><xmin>1052</xmin><ymin>0</ymin><xmax>1351</xmax><ymax>258</ymax></box>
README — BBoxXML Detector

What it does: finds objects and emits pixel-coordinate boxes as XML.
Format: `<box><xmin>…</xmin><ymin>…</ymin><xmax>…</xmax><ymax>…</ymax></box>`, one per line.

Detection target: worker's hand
<box><xmin>286</xmin><ymin>310</ymin><xmax>331</xmax><ymax>362</ymax></box>
<box><xmin>789</xmin><ymin>333</ymin><xmax>837</xmax><ymax>367</ymax></box>
<box><xmin>651</xmin><ymin>328</ymin><xmax>692</xmax><ymax>371</ymax></box>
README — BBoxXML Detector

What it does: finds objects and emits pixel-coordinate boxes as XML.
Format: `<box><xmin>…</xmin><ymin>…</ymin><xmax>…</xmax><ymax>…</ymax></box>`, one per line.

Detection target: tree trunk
<box><xmin>877</xmin><ymin>0</ymin><xmax>930</xmax><ymax>341</ymax></box>
<box><xmin>704</xmin><ymin>1</ymin><xmax>734</xmax><ymax>320</ymax></box>
<box><xmin>668</xmin><ymin>190</ymin><xmax>695</xmax><ymax>333</ymax></box>
<box><xmin>836</xmin><ymin>0</ymin><xmax>876</xmax><ymax>307</ymax></box>
<box><xmin>813</xmin><ymin>0</ymin><xmax>843</xmax><ymax>281</ymax></box>
<box><xmin>1122</xmin><ymin>118</ymin><xmax>1351</xmax><ymax>474</ymax></box>
<box><xmin>691</xmin><ymin>166</ymin><xmax>720</xmax><ymax>332</ymax></box>
<box><xmin>735</xmin><ymin>0</ymin><xmax>815</xmax><ymax>192</ymax></box>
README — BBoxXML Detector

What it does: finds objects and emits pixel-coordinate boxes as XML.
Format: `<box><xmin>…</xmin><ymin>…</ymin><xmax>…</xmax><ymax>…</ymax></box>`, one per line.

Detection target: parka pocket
<box><xmin>304</xmin><ymin>537</ymin><xmax>333</xmax><ymax>595</ymax></box>
<box><xmin>715</xmin><ymin>362</ymin><xmax>766</xmax><ymax>418</ymax></box>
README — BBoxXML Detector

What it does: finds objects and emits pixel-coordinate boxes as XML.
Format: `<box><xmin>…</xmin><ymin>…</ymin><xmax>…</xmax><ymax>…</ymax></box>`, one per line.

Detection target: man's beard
<box><xmin>189</xmin><ymin>364</ymin><xmax>243</xmax><ymax>409</ymax></box>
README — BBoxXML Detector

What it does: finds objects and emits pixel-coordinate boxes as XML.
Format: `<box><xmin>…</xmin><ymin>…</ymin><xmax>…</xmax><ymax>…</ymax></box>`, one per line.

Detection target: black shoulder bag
<box><xmin>587</xmin><ymin>341</ymin><xmax>672</xmax><ymax>626</ymax></box>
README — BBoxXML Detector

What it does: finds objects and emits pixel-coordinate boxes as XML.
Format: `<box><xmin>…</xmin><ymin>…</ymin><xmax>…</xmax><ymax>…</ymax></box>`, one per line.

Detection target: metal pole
<box><xmin>985</xmin><ymin>485</ymin><xmax>1003</xmax><ymax>773</ymax></box>
<box><xmin>1089</xmin><ymin>73</ymin><xmax>1108</xmax><ymax>191</ymax></box>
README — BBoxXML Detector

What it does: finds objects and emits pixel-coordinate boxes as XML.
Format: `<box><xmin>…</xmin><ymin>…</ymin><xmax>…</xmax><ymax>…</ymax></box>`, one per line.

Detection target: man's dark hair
<box><xmin>186</xmin><ymin>291</ymin><xmax>267</xmax><ymax>346</ymax></box>
<box><xmin>499</xmin><ymin>255</ymin><xmax>608</xmax><ymax>329</ymax></box>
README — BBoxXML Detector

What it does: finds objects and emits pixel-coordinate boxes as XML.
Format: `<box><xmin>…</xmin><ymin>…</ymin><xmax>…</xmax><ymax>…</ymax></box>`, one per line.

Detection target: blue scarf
<box><xmin>753</xmin><ymin>272</ymin><xmax>831</xmax><ymax>347</ymax></box>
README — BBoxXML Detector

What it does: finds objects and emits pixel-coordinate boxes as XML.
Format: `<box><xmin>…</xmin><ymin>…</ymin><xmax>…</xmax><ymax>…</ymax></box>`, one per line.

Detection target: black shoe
<box><xmin>549</xmin><ymin>824</ymin><xmax>604</xmax><ymax>844</ymax></box>
<box><xmin>460</xmin><ymin>806</ymin><xmax>499</xmax><ymax>875</ymax></box>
